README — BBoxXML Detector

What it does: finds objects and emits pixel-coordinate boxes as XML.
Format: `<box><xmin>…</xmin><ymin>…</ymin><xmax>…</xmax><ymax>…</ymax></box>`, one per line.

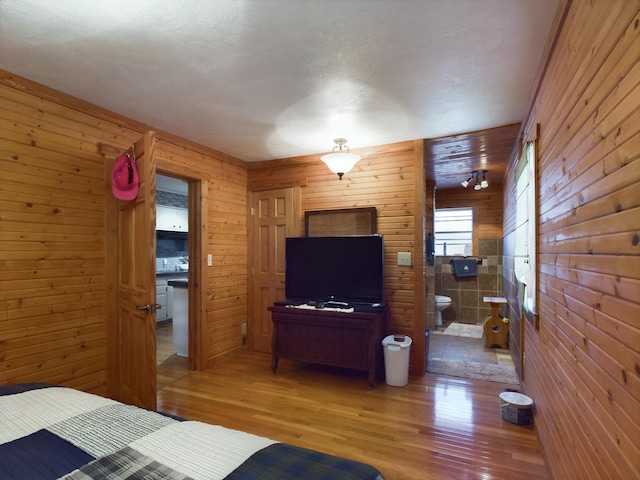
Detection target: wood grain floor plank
<box><xmin>156</xmin><ymin>349</ymin><xmax>550</xmax><ymax>479</ymax></box>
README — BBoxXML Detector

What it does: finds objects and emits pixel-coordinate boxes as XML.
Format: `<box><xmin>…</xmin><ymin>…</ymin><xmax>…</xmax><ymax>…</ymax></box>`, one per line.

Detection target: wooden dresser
<box><xmin>269</xmin><ymin>305</ymin><xmax>387</xmax><ymax>387</ymax></box>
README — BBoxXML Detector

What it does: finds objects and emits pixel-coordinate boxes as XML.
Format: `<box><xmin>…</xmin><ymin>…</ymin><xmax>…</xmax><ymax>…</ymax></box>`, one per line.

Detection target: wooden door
<box><xmin>108</xmin><ymin>131</ymin><xmax>157</xmax><ymax>409</ymax></box>
<box><xmin>248</xmin><ymin>187</ymin><xmax>299</xmax><ymax>353</ymax></box>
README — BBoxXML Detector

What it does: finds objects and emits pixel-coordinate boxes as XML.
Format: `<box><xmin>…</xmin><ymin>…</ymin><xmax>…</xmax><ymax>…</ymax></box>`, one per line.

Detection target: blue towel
<box><xmin>452</xmin><ymin>259</ymin><xmax>477</xmax><ymax>277</ymax></box>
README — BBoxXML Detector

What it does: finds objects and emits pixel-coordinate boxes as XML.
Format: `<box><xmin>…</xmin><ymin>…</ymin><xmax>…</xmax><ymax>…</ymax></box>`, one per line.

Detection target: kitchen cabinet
<box><xmin>156</xmin><ymin>275</ymin><xmax>187</xmax><ymax>322</ymax></box>
<box><xmin>156</xmin><ymin>206</ymin><xmax>188</xmax><ymax>232</ymax></box>
<box><xmin>155</xmin><ymin>278</ymin><xmax>169</xmax><ymax>322</ymax></box>
<box><xmin>168</xmin><ymin>279</ymin><xmax>188</xmax><ymax>357</ymax></box>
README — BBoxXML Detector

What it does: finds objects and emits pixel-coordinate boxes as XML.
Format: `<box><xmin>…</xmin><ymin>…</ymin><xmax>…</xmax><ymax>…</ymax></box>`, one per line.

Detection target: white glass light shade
<box><xmin>320</xmin><ymin>152</ymin><xmax>361</xmax><ymax>178</ymax></box>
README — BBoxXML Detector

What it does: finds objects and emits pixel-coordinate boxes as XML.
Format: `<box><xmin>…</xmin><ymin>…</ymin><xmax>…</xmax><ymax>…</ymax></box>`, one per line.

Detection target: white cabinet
<box><xmin>156</xmin><ymin>279</ymin><xmax>169</xmax><ymax>322</ymax></box>
<box><xmin>156</xmin><ymin>206</ymin><xmax>188</xmax><ymax>232</ymax></box>
<box><xmin>169</xmin><ymin>280</ymin><xmax>188</xmax><ymax>357</ymax></box>
<box><xmin>156</xmin><ymin>275</ymin><xmax>187</xmax><ymax>323</ymax></box>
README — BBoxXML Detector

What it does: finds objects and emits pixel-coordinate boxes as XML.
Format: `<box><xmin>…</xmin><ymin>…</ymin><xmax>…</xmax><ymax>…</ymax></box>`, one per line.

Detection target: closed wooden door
<box><xmin>109</xmin><ymin>132</ymin><xmax>158</xmax><ymax>409</ymax></box>
<box><xmin>248</xmin><ymin>187</ymin><xmax>299</xmax><ymax>353</ymax></box>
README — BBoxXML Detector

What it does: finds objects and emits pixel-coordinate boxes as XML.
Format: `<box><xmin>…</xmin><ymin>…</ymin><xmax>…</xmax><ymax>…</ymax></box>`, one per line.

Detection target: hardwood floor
<box><xmin>157</xmin><ymin>347</ymin><xmax>550</xmax><ymax>480</ymax></box>
<box><xmin>156</xmin><ymin>322</ymin><xmax>176</xmax><ymax>364</ymax></box>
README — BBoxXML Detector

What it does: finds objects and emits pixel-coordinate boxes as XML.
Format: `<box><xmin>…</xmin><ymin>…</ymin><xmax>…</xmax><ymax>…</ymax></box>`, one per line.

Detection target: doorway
<box><xmin>156</xmin><ymin>174</ymin><xmax>190</xmax><ymax>387</ymax></box>
<box><xmin>104</xmin><ymin>134</ymin><xmax>205</xmax><ymax>408</ymax></box>
<box><xmin>426</xmin><ymin>331</ymin><xmax>519</xmax><ymax>385</ymax></box>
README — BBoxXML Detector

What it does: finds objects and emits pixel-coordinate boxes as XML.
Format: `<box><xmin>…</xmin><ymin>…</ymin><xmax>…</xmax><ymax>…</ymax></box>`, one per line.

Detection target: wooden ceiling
<box><xmin>425</xmin><ymin>123</ymin><xmax>521</xmax><ymax>190</ymax></box>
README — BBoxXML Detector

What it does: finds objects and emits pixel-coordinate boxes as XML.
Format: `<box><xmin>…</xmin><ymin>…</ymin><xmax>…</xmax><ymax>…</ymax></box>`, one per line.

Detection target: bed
<box><xmin>0</xmin><ymin>384</ymin><xmax>384</xmax><ymax>480</ymax></box>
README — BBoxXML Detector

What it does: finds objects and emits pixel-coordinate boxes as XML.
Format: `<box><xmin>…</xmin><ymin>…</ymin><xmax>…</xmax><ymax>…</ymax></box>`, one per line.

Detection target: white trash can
<box><xmin>382</xmin><ymin>334</ymin><xmax>412</xmax><ymax>387</ymax></box>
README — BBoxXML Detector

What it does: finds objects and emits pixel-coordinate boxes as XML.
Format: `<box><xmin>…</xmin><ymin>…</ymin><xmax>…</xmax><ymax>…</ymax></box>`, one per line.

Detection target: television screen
<box><xmin>285</xmin><ymin>235</ymin><xmax>384</xmax><ymax>304</ymax></box>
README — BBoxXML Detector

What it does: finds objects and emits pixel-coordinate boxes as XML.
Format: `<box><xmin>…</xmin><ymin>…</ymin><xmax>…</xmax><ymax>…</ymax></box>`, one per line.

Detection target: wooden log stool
<box><xmin>483</xmin><ymin>296</ymin><xmax>508</xmax><ymax>349</ymax></box>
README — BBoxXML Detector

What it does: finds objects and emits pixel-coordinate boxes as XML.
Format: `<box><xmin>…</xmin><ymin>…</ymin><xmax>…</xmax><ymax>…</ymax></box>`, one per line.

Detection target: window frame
<box><xmin>514</xmin><ymin>135</ymin><xmax>539</xmax><ymax>329</ymax></box>
<box><xmin>434</xmin><ymin>207</ymin><xmax>474</xmax><ymax>257</ymax></box>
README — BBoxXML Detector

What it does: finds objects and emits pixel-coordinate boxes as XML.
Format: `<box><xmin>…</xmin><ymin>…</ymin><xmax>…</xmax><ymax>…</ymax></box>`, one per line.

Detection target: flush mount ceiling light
<box><xmin>462</xmin><ymin>170</ymin><xmax>489</xmax><ymax>190</ymax></box>
<box><xmin>320</xmin><ymin>138</ymin><xmax>361</xmax><ymax>180</ymax></box>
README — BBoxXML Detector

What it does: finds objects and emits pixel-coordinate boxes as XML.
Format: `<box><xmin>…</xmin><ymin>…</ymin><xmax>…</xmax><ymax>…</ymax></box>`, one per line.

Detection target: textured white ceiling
<box><xmin>0</xmin><ymin>0</ymin><xmax>558</xmax><ymax>162</ymax></box>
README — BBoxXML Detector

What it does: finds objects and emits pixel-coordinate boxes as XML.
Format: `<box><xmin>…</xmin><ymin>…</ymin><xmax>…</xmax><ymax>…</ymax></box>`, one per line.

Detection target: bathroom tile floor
<box><xmin>428</xmin><ymin>326</ymin><xmax>513</xmax><ymax>366</ymax></box>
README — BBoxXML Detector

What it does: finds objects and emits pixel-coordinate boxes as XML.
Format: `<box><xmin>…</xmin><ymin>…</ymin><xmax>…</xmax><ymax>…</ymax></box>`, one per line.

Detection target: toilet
<box><xmin>434</xmin><ymin>295</ymin><xmax>452</xmax><ymax>326</ymax></box>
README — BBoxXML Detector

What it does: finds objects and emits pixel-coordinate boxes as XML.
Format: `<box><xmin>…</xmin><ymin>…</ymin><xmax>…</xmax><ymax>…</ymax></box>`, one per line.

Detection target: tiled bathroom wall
<box><xmin>435</xmin><ymin>238</ymin><xmax>503</xmax><ymax>324</ymax></box>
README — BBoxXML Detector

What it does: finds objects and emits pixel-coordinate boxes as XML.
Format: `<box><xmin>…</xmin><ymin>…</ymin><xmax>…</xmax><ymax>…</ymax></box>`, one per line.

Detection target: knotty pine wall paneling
<box><xmin>0</xmin><ymin>72</ymin><xmax>142</xmax><ymax>394</ymax></box>
<box><xmin>154</xmin><ymin>136</ymin><xmax>248</xmax><ymax>367</ymax></box>
<box><xmin>248</xmin><ymin>140</ymin><xmax>429</xmax><ymax>375</ymax></box>
<box><xmin>0</xmin><ymin>70</ymin><xmax>249</xmax><ymax>394</ymax></box>
<box><xmin>503</xmin><ymin>2</ymin><xmax>640</xmax><ymax>479</ymax></box>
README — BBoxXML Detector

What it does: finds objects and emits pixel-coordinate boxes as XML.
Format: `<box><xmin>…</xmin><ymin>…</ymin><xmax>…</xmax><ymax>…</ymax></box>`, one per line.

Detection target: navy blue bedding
<box><xmin>0</xmin><ymin>384</ymin><xmax>384</xmax><ymax>480</ymax></box>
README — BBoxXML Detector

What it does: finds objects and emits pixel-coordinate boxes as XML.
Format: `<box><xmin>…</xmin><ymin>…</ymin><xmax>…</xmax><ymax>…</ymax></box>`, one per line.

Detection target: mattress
<box><xmin>0</xmin><ymin>383</ymin><xmax>384</xmax><ymax>480</ymax></box>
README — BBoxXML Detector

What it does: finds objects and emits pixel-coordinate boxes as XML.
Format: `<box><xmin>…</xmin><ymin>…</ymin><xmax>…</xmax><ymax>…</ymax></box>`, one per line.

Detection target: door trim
<box><xmin>155</xmin><ymin>171</ymin><xmax>207</xmax><ymax>371</ymax></box>
<box><xmin>103</xmin><ymin>140</ymin><xmax>207</xmax><ymax>403</ymax></box>
<box><xmin>103</xmin><ymin>143</ymin><xmax>120</xmax><ymax>399</ymax></box>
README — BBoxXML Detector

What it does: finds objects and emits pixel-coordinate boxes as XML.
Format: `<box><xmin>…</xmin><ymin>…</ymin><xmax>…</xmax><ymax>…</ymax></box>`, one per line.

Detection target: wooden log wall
<box><xmin>0</xmin><ymin>70</ymin><xmax>248</xmax><ymax>394</ymax></box>
<box><xmin>153</xmin><ymin>137</ymin><xmax>248</xmax><ymax>366</ymax></box>
<box><xmin>502</xmin><ymin>1</ymin><xmax>640</xmax><ymax>479</ymax></box>
<box><xmin>248</xmin><ymin>140</ymin><xmax>429</xmax><ymax>375</ymax></box>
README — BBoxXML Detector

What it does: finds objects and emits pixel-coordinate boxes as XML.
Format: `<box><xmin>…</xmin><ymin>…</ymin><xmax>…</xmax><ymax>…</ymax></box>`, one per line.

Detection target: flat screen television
<box><xmin>285</xmin><ymin>235</ymin><xmax>384</xmax><ymax>305</ymax></box>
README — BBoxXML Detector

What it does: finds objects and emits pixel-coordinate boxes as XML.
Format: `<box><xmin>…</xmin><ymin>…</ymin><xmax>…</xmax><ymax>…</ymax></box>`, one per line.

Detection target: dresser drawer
<box><xmin>270</xmin><ymin>306</ymin><xmax>386</xmax><ymax>387</ymax></box>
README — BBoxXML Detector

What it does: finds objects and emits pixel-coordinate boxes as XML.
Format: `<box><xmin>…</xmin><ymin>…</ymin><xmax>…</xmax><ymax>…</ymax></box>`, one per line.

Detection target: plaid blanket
<box><xmin>0</xmin><ymin>384</ymin><xmax>384</xmax><ymax>480</ymax></box>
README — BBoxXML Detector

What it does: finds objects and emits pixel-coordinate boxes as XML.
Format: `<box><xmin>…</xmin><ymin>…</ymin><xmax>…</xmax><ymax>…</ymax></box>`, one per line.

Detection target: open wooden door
<box><xmin>105</xmin><ymin>131</ymin><xmax>157</xmax><ymax>409</ymax></box>
<box><xmin>248</xmin><ymin>187</ymin><xmax>299</xmax><ymax>353</ymax></box>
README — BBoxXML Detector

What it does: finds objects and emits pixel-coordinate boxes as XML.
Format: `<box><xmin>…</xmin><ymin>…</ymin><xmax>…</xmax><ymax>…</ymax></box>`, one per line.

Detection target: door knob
<box><xmin>136</xmin><ymin>304</ymin><xmax>163</xmax><ymax>312</ymax></box>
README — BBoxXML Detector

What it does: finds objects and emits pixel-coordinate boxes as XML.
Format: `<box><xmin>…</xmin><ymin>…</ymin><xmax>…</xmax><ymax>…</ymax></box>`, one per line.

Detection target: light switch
<box><xmin>397</xmin><ymin>252</ymin><xmax>412</xmax><ymax>266</ymax></box>
<box><xmin>207</xmin><ymin>254</ymin><xmax>213</xmax><ymax>266</ymax></box>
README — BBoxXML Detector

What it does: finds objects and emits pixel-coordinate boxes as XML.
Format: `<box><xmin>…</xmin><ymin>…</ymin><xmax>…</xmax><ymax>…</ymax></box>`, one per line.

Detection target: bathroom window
<box><xmin>434</xmin><ymin>208</ymin><xmax>473</xmax><ymax>256</ymax></box>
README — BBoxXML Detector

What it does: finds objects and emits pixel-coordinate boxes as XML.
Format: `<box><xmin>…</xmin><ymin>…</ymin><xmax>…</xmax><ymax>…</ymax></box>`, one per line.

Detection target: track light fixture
<box><xmin>480</xmin><ymin>172</ymin><xmax>488</xmax><ymax>189</ymax></box>
<box><xmin>474</xmin><ymin>174</ymin><xmax>482</xmax><ymax>190</ymax></box>
<box><xmin>462</xmin><ymin>170</ymin><xmax>489</xmax><ymax>190</ymax></box>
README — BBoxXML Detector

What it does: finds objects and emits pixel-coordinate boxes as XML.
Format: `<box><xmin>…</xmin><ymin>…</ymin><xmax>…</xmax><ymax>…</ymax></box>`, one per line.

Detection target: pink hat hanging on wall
<box><xmin>111</xmin><ymin>146</ymin><xmax>139</xmax><ymax>201</ymax></box>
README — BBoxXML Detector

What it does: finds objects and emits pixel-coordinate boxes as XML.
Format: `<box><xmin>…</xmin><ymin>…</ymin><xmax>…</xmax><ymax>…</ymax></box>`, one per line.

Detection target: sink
<box><xmin>177</xmin><ymin>264</ymin><xmax>189</xmax><ymax>271</ymax></box>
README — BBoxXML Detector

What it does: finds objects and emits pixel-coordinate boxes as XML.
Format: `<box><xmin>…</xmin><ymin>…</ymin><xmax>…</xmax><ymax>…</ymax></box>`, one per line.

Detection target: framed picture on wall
<box><xmin>305</xmin><ymin>207</ymin><xmax>377</xmax><ymax>237</ymax></box>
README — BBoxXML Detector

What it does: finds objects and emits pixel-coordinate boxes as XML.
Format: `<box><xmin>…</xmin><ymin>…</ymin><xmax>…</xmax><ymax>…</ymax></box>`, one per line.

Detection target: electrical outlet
<box><xmin>397</xmin><ymin>252</ymin><xmax>412</xmax><ymax>266</ymax></box>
